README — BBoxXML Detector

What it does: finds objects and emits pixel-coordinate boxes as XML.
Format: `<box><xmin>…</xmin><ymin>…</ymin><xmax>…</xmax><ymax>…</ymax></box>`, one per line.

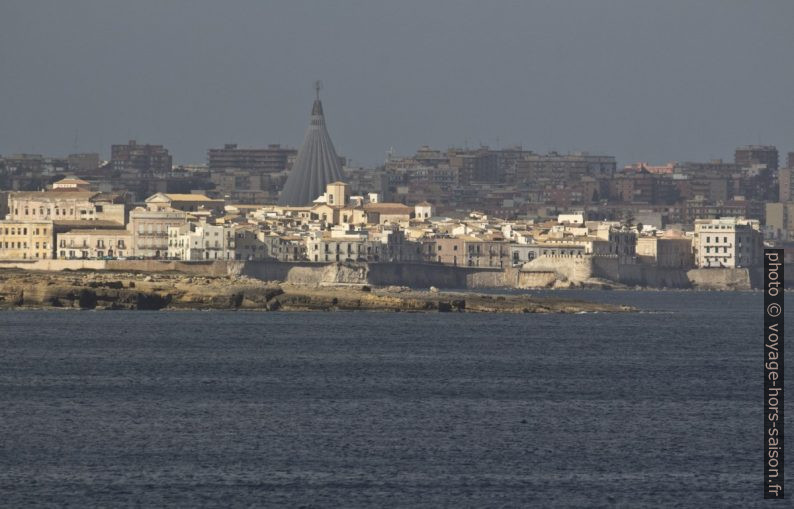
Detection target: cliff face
<box><xmin>0</xmin><ymin>270</ymin><xmax>632</xmax><ymax>313</ymax></box>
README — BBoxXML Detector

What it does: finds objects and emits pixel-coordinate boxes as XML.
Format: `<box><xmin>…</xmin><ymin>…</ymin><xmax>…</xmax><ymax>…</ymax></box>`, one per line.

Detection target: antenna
<box><xmin>314</xmin><ymin>80</ymin><xmax>323</xmax><ymax>100</ymax></box>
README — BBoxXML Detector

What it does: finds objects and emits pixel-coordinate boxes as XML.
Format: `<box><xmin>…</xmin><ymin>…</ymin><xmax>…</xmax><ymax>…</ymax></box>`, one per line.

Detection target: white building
<box><xmin>167</xmin><ymin>222</ymin><xmax>233</xmax><ymax>260</ymax></box>
<box><xmin>693</xmin><ymin>217</ymin><xmax>762</xmax><ymax>268</ymax></box>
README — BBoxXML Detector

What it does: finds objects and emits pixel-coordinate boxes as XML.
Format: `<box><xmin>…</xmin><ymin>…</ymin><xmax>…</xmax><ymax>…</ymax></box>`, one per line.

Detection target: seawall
<box><xmin>0</xmin><ymin>258</ymin><xmax>783</xmax><ymax>290</ymax></box>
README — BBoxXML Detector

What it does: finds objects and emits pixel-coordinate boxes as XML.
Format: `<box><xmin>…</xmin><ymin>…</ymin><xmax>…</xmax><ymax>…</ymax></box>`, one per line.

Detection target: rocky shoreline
<box><xmin>0</xmin><ymin>270</ymin><xmax>633</xmax><ymax>313</ymax></box>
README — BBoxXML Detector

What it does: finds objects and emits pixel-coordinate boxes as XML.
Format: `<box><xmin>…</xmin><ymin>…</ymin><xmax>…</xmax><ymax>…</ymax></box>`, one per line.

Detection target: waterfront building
<box><xmin>692</xmin><ymin>217</ymin><xmax>762</xmax><ymax>268</ymax></box>
<box><xmin>0</xmin><ymin>220</ymin><xmax>54</xmax><ymax>259</ymax></box>
<box><xmin>636</xmin><ymin>233</ymin><xmax>693</xmax><ymax>269</ymax></box>
<box><xmin>167</xmin><ymin>221</ymin><xmax>232</xmax><ymax>261</ymax></box>
<box><xmin>56</xmin><ymin>228</ymin><xmax>132</xmax><ymax>259</ymax></box>
<box><xmin>129</xmin><ymin>208</ymin><xmax>188</xmax><ymax>258</ymax></box>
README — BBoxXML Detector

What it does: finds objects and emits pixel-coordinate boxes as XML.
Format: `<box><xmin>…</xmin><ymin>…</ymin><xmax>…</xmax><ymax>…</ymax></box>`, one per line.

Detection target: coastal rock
<box><xmin>0</xmin><ymin>270</ymin><xmax>633</xmax><ymax>314</ymax></box>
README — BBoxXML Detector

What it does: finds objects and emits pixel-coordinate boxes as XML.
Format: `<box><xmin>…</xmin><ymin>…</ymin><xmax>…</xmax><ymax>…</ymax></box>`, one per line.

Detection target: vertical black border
<box><xmin>765</xmin><ymin>248</ymin><xmax>784</xmax><ymax>499</ymax></box>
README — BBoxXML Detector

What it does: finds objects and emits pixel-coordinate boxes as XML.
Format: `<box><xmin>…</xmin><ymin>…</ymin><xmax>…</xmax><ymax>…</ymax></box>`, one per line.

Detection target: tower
<box><xmin>278</xmin><ymin>81</ymin><xmax>345</xmax><ymax>206</ymax></box>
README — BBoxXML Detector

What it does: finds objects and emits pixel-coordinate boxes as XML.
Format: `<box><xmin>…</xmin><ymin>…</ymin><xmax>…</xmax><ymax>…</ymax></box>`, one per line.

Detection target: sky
<box><xmin>1</xmin><ymin>0</ymin><xmax>792</xmax><ymax>167</ymax></box>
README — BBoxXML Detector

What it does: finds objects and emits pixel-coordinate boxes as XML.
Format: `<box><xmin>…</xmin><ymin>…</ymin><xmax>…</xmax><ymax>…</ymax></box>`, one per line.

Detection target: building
<box><xmin>765</xmin><ymin>202</ymin><xmax>794</xmax><ymax>242</ymax></box>
<box><xmin>0</xmin><ymin>220</ymin><xmax>54</xmax><ymax>259</ymax></box>
<box><xmin>734</xmin><ymin>145</ymin><xmax>778</xmax><ymax>172</ymax></box>
<box><xmin>56</xmin><ymin>228</ymin><xmax>133</xmax><ymax>259</ymax></box>
<box><xmin>52</xmin><ymin>177</ymin><xmax>91</xmax><ymax>191</ymax></box>
<box><xmin>636</xmin><ymin>234</ymin><xmax>693</xmax><ymax>269</ymax></box>
<box><xmin>414</xmin><ymin>202</ymin><xmax>435</xmax><ymax>220</ymax></box>
<box><xmin>67</xmin><ymin>153</ymin><xmax>100</xmax><ymax>172</ymax></box>
<box><xmin>129</xmin><ymin>208</ymin><xmax>188</xmax><ymax>258</ymax></box>
<box><xmin>692</xmin><ymin>217</ymin><xmax>762</xmax><ymax>268</ymax></box>
<box><xmin>6</xmin><ymin>190</ymin><xmax>127</xmax><ymax>225</ymax></box>
<box><xmin>278</xmin><ymin>84</ymin><xmax>345</xmax><ymax>206</ymax></box>
<box><xmin>208</xmin><ymin>144</ymin><xmax>296</xmax><ymax>174</ymax></box>
<box><xmin>167</xmin><ymin>222</ymin><xmax>232</xmax><ymax>260</ymax></box>
<box><xmin>779</xmin><ymin>167</ymin><xmax>794</xmax><ymax>202</ymax></box>
<box><xmin>516</xmin><ymin>152</ymin><xmax>616</xmax><ymax>185</ymax></box>
<box><xmin>144</xmin><ymin>193</ymin><xmax>225</xmax><ymax>214</ymax></box>
<box><xmin>362</xmin><ymin>202</ymin><xmax>413</xmax><ymax>225</ymax></box>
<box><xmin>111</xmin><ymin>140</ymin><xmax>173</xmax><ymax>174</ymax></box>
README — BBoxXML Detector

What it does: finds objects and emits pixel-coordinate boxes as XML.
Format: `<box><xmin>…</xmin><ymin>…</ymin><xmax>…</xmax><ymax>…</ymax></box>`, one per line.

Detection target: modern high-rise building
<box><xmin>207</xmin><ymin>144</ymin><xmax>296</xmax><ymax>174</ymax></box>
<box><xmin>111</xmin><ymin>140</ymin><xmax>173</xmax><ymax>175</ymax></box>
<box><xmin>734</xmin><ymin>145</ymin><xmax>778</xmax><ymax>172</ymax></box>
<box><xmin>278</xmin><ymin>83</ymin><xmax>344</xmax><ymax>206</ymax></box>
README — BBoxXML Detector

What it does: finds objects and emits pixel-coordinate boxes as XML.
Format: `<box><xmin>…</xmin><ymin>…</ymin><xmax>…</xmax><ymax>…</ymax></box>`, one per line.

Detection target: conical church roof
<box><xmin>278</xmin><ymin>87</ymin><xmax>344</xmax><ymax>206</ymax></box>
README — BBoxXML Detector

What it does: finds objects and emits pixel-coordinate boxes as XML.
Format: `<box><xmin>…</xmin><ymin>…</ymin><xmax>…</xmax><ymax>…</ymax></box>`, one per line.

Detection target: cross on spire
<box><xmin>315</xmin><ymin>80</ymin><xmax>323</xmax><ymax>100</ymax></box>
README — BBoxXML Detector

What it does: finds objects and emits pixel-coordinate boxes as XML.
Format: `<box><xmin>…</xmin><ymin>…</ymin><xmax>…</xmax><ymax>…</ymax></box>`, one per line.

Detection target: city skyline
<box><xmin>1</xmin><ymin>0</ymin><xmax>792</xmax><ymax>167</ymax></box>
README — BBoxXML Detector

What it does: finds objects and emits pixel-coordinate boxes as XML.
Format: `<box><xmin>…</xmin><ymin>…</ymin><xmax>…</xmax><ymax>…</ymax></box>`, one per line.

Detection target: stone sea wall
<box><xmin>0</xmin><ymin>258</ymin><xmax>783</xmax><ymax>290</ymax></box>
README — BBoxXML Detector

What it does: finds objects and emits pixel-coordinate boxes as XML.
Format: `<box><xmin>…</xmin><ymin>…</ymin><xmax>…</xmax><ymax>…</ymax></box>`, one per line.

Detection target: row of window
<box><xmin>2</xmin><ymin>227</ymin><xmax>49</xmax><ymax>236</ymax></box>
<box><xmin>16</xmin><ymin>207</ymin><xmax>90</xmax><ymax>216</ymax></box>
<box><xmin>1</xmin><ymin>241</ymin><xmax>49</xmax><ymax>249</ymax></box>
<box><xmin>59</xmin><ymin>250</ymin><xmax>124</xmax><ymax>259</ymax></box>
<box><xmin>59</xmin><ymin>240</ymin><xmax>125</xmax><ymax>248</ymax></box>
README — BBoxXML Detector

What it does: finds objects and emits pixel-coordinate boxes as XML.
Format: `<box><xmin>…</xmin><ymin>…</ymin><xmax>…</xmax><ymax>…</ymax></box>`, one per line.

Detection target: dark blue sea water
<box><xmin>0</xmin><ymin>291</ymin><xmax>788</xmax><ymax>507</ymax></box>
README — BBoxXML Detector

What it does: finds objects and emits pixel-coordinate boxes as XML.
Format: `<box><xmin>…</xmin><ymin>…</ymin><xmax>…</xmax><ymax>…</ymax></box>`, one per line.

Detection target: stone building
<box><xmin>6</xmin><ymin>190</ymin><xmax>127</xmax><ymax>225</ymax></box>
<box><xmin>129</xmin><ymin>208</ymin><xmax>188</xmax><ymax>259</ymax></box>
<box><xmin>636</xmin><ymin>234</ymin><xmax>693</xmax><ymax>269</ymax></box>
<box><xmin>56</xmin><ymin>228</ymin><xmax>133</xmax><ymax>259</ymax></box>
<box><xmin>0</xmin><ymin>220</ymin><xmax>54</xmax><ymax>259</ymax></box>
<box><xmin>692</xmin><ymin>217</ymin><xmax>762</xmax><ymax>268</ymax></box>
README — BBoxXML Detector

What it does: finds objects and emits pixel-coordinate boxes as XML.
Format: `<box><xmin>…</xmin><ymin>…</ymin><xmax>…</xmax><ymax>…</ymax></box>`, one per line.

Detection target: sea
<box><xmin>0</xmin><ymin>290</ymin><xmax>788</xmax><ymax>507</ymax></box>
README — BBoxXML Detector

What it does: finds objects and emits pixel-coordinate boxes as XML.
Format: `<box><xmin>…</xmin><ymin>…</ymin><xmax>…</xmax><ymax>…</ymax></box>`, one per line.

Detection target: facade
<box><xmin>6</xmin><ymin>191</ymin><xmax>127</xmax><ymax>225</ymax></box>
<box><xmin>208</xmin><ymin>143</ymin><xmax>296</xmax><ymax>174</ymax></box>
<box><xmin>362</xmin><ymin>202</ymin><xmax>413</xmax><ymax>224</ymax></box>
<box><xmin>167</xmin><ymin>222</ymin><xmax>232</xmax><ymax>261</ymax></box>
<box><xmin>414</xmin><ymin>202</ymin><xmax>435</xmax><ymax>220</ymax></box>
<box><xmin>67</xmin><ymin>153</ymin><xmax>100</xmax><ymax>172</ymax></box>
<box><xmin>0</xmin><ymin>220</ymin><xmax>53</xmax><ymax>259</ymax></box>
<box><xmin>511</xmin><ymin>244</ymin><xmax>586</xmax><ymax>265</ymax></box>
<box><xmin>636</xmin><ymin>236</ymin><xmax>693</xmax><ymax>268</ymax></box>
<box><xmin>111</xmin><ymin>140</ymin><xmax>172</xmax><ymax>174</ymax></box>
<box><xmin>144</xmin><ymin>193</ymin><xmax>225</xmax><ymax>214</ymax></box>
<box><xmin>129</xmin><ymin>208</ymin><xmax>188</xmax><ymax>258</ymax></box>
<box><xmin>765</xmin><ymin>202</ymin><xmax>794</xmax><ymax>242</ymax></box>
<box><xmin>692</xmin><ymin>217</ymin><xmax>762</xmax><ymax>268</ymax></box>
<box><xmin>734</xmin><ymin>145</ymin><xmax>778</xmax><ymax>172</ymax></box>
<box><xmin>56</xmin><ymin>229</ymin><xmax>133</xmax><ymax>259</ymax></box>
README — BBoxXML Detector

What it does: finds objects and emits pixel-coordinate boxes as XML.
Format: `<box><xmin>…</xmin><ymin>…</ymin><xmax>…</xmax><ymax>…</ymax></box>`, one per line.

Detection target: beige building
<box><xmin>6</xmin><ymin>190</ymin><xmax>126</xmax><ymax>225</ymax></box>
<box><xmin>57</xmin><ymin>229</ymin><xmax>133</xmax><ymax>259</ymax></box>
<box><xmin>0</xmin><ymin>220</ymin><xmax>54</xmax><ymax>259</ymax></box>
<box><xmin>129</xmin><ymin>208</ymin><xmax>189</xmax><ymax>258</ymax></box>
<box><xmin>765</xmin><ymin>202</ymin><xmax>794</xmax><ymax>241</ymax></box>
<box><xmin>362</xmin><ymin>202</ymin><xmax>413</xmax><ymax>224</ymax></box>
<box><xmin>145</xmin><ymin>193</ymin><xmax>225</xmax><ymax>213</ymax></box>
<box><xmin>693</xmin><ymin>217</ymin><xmax>762</xmax><ymax>268</ymax></box>
<box><xmin>52</xmin><ymin>177</ymin><xmax>91</xmax><ymax>191</ymax></box>
<box><xmin>636</xmin><ymin>235</ymin><xmax>693</xmax><ymax>268</ymax></box>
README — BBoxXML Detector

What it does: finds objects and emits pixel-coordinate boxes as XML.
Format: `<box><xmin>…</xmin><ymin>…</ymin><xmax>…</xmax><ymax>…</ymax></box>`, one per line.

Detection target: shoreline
<box><xmin>0</xmin><ymin>269</ymin><xmax>633</xmax><ymax>314</ymax></box>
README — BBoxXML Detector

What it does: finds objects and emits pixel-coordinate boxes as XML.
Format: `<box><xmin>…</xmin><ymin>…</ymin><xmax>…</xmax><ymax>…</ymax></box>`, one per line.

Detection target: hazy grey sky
<box><xmin>1</xmin><ymin>0</ymin><xmax>792</xmax><ymax>167</ymax></box>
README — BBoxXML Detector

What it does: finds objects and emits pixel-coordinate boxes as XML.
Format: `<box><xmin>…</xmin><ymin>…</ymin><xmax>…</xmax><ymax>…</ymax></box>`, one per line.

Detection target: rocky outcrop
<box><xmin>0</xmin><ymin>269</ymin><xmax>633</xmax><ymax>313</ymax></box>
